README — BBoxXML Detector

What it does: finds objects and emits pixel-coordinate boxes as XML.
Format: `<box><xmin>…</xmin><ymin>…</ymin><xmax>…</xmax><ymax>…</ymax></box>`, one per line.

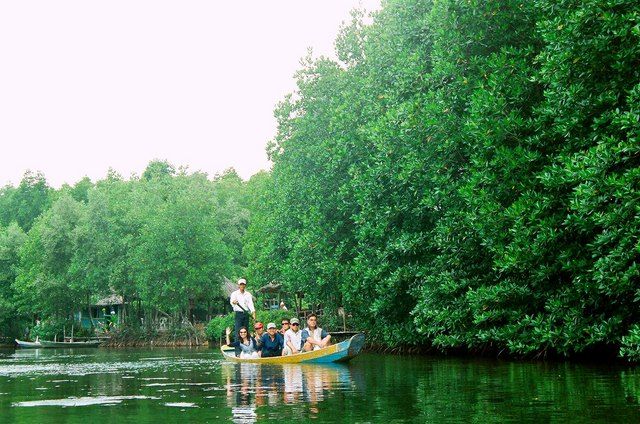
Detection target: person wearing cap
<box><xmin>301</xmin><ymin>314</ymin><xmax>331</xmax><ymax>352</ymax></box>
<box><xmin>259</xmin><ymin>323</ymin><xmax>284</xmax><ymax>357</ymax></box>
<box><xmin>253</xmin><ymin>321</ymin><xmax>265</xmax><ymax>348</ymax></box>
<box><xmin>283</xmin><ymin>317</ymin><xmax>303</xmax><ymax>355</ymax></box>
<box><xmin>279</xmin><ymin>318</ymin><xmax>290</xmax><ymax>336</ymax></box>
<box><xmin>230</xmin><ymin>278</ymin><xmax>256</xmax><ymax>356</ymax></box>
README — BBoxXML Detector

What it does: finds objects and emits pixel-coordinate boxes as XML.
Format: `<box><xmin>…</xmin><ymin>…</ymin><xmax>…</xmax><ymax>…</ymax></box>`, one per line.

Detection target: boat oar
<box><xmin>235</xmin><ymin>303</ymin><xmax>253</xmax><ymax>321</ymax></box>
<box><xmin>233</xmin><ymin>300</ymin><xmax>254</xmax><ymax>342</ymax></box>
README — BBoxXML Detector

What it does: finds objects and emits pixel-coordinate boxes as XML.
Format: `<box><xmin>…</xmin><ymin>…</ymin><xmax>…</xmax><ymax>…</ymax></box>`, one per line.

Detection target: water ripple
<box><xmin>0</xmin><ymin>358</ymin><xmax>219</xmax><ymax>377</ymax></box>
<box><xmin>13</xmin><ymin>395</ymin><xmax>160</xmax><ymax>407</ymax></box>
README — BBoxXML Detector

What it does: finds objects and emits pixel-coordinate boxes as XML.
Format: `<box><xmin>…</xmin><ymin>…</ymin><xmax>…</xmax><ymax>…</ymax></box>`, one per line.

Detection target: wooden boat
<box><xmin>15</xmin><ymin>338</ymin><xmax>42</xmax><ymax>348</ymax></box>
<box><xmin>39</xmin><ymin>340</ymin><xmax>101</xmax><ymax>348</ymax></box>
<box><xmin>221</xmin><ymin>333</ymin><xmax>365</xmax><ymax>364</ymax></box>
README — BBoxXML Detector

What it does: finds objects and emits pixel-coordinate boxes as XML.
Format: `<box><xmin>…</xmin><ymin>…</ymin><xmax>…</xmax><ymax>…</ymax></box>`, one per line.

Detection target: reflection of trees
<box><xmin>219</xmin><ymin>355</ymin><xmax>640</xmax><ymax>422</ymax></box>
<box><xmin>414</xmin><ymin>359</ymin><xmax>640</xmax><ymax>422</ymax></box>
<box><xmin>621</xmin><ymin>369</ymin><xmax>640</xmax><ymax>407</ymax></box>
<box><xmin>317</xmin><ymin>355</ymin><xmax>640</xmax><ymax>423</ymax></box>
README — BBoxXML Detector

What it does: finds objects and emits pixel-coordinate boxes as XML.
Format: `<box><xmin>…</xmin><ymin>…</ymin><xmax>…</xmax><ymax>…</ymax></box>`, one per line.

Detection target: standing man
<box><xmin>230</xmin><ymin>278</ymin><xmax>256</xmax><ymax>356</ymax></box>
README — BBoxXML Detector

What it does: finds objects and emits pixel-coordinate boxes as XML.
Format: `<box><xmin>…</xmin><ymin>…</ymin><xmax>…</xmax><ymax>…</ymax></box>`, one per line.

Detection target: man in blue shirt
<box><xmin>260</xmin><ymin>322</ymin><xmax>284</xmax><ymax>357</ymax></box>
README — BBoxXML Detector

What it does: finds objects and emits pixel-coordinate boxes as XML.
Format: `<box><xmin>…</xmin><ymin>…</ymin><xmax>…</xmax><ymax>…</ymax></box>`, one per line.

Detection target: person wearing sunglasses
<box><xmin>225</xmin><ymin>326</ymin><xmax>260</xmax><ymax>359</ymax></box>
<box><xmin>283</xmin><ymin>317</ymin><xmax>303</xmax><ymax>355</ymax></box>
<box><xmin>253</xmin><ymin>321</ymin><xmax>265</xmax><ymax>348</ymax></box>
<box><xmin>279</xmin><ymin>319</ymin><xmax>290</xmax><ymax>336</ymax></box>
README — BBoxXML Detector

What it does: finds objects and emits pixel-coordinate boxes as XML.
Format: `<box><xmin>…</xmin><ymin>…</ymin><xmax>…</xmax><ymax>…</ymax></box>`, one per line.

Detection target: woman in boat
<box><xmin>259</xmin><ymin>323</ymin><xmax>284</xmax><ymax>357</ymax></box>
<box><xmin>225</xmin><ymin>326</ymin><xmax>260</xmax><ymax>359</ymax></box>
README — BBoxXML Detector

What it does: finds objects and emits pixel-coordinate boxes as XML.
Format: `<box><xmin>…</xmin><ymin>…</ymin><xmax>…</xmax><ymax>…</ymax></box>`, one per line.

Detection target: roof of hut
<box><xmin>221</xmin><ymin>277</ymin><xmax>237</xmax><ymax>297</ymax></box>
<box><xmin>95</xmin><ymin>294</ymin><xmax>124</xmax><ymax>306</ymax></box>
<box><xmin>257</xmin><ymin>281</ymin><xmax>282</xmax><ymax>293</ymax></box>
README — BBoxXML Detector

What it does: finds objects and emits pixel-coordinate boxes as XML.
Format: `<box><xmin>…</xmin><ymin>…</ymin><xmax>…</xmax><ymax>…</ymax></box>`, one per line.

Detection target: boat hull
<box><xmin>39</xmin><ymin>340</ymin><xmax>101</xmax><ymax>348</ymax></box>
<box><xmin>15</xmin><ymin>339</ymin><xmax>42</xmax><ymax>348</ymax></box>
<box><xmin>221</xmin><ymin>333</ymin><xmax>365</xmax><ymax>364</ymax></box>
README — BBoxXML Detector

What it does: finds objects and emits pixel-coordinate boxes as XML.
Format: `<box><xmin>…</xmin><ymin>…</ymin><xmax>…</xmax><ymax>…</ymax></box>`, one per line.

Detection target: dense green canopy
<box><xmin>245</xmin><ymin>0</ymin><xmax>640</xmax><ymax>359</ymax></box>
<box><xmin>0</xmin><ymin>162</ymin><xmax>261</xmax><ymax>336</ymax></box>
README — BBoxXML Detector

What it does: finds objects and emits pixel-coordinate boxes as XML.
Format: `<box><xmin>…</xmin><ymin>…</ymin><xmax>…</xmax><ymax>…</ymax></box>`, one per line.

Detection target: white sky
<box><xmin>0</xmin><ymin>1</ymin><xmax>380</xmax><ymax>187</ymax></box>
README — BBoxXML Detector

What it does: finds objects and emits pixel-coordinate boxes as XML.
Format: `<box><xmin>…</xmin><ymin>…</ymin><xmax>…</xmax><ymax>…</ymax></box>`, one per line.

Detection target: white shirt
<box><xmin>230</xmin><ymin>289</ymin><xmax>255</xmax><ymax>313</ymax></box>
<box><xmin>303</xmin><ymin>327</ymin><xmax>327</xmax><ymax>351</ymax></box>
<box><xmin>284</xmin><ymin>328</ymin><xmax>302</xmax><ymax>351</ymax></box>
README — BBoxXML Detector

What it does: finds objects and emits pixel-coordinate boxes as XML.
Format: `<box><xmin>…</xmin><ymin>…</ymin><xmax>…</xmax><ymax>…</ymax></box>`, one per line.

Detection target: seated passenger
<box><xmin>279</xmin><ymin>318</ymin><xmax>290</xmax><ymax>336</ymax></box>
<box><xmin>225</xmin><ymin>326</ymin><xmax>260</xmax><ymax>359</ymax></box>
<box><xmin>253</xmin><ymin>321</ymin><xmax>265</xmax><ymax>348</ymax></box>
<box><xmin>282</xmin><ymin>317</ymin><xmax>302</xmax><ymax>355</ymax></box>
<box><xmin>301</xmin><ymin>314</ymin><xmax>331</xmax><ymax>352</ymax></box>
<box><xmin>260</xmin><ymin>322</ymin><xmax>284</xmax><ymax>357</ymax></box>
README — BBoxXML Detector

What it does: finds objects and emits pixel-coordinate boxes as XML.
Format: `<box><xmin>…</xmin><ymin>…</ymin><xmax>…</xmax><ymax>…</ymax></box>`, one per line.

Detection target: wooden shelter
<box><xmin>75</xmin><ymin>294</ymin><xmax>124</xmax><ymax>329</ymax></box>
<box><xmin>256</xmin><ymin>281</ymin><xmax>287</xmax><ymax>310</ymax></box>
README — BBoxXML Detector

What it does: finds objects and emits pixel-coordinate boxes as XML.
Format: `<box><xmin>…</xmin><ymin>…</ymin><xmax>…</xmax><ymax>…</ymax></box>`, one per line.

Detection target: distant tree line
<box><xmin>244</xmin><ymin>0</ymin><xmax>640</xmax><ymax>360</ymax></box>
<box><xmin>0</xmin><ymin>163</ymin><xmax>267</xmax><ymax>337</ymax></box>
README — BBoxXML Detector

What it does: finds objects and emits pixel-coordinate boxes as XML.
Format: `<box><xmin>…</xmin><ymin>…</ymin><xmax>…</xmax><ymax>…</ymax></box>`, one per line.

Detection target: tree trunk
<box><xmin>188</xmin><ymin>298</ymin><xmax>194</xmax><ymax>324</ymax></box>
<box><xmin>120</xmin><ymin>294</ymin><xmax>126</xmax><ymax>325</ymax></box>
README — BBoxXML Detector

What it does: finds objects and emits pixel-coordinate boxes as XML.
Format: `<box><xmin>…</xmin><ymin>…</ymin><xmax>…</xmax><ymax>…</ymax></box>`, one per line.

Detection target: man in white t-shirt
<box><xmin>283</xmin><ymin>317</ymin><xmax>303</xmax><ymax>355</ymax></box>
<box><xmin>229</xmin><ymin>278</ymin><xmax>256</xmax><ymax>355</ymax></box>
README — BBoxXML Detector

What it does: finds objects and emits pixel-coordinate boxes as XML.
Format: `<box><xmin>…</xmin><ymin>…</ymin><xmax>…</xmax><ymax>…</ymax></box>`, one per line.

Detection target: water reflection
<box><xmin>1</xmin><ymin>348</ymin><xmax>639</xmax><ymax>423</ymax></box>
<box><xmin>222</xmin><ymin>362</ymin><xmax>354</xmax><ymax>423</ymax></box>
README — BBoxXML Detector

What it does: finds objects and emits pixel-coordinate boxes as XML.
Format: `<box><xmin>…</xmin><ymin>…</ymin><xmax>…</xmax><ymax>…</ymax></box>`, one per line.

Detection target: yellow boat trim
<box><xmin>220</xmin><ymin>333</ymin><xmax>364</xmax><ymax>364</ymax></box>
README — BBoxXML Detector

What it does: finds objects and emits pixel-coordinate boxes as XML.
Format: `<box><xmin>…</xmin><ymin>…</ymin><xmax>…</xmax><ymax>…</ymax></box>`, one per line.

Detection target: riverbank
<box><xmin>100</xmin><ymin>326</ymin><xmax>207</xmax><ymax>348</ymax></box>
<box><xmin>364</xmin><ymin>341</ymin><xmax>636</xmax><ymax>364</ymax></box>
<box><xmin>7</xmin><ymin>329</ymin><xmax>631</xmax><ymax>364</ymax></box>
<box><xmin>102</xmin><ymin>339</ymin><xmax>208</xmax><ymax>348</ymax></box>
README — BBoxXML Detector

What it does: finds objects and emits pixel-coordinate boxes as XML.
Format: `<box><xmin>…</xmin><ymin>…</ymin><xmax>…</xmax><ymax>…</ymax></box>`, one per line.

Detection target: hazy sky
<box><xmin>0</xmin><ymin>1</ymin><xmax>380</xmax><ymax>187</ymax></box>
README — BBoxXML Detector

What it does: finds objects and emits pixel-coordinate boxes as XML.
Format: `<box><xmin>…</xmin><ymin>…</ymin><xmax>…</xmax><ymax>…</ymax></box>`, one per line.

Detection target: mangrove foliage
<box><xmin>245</xmin><ymin>0</ymin><xmax>640</xmax><ymax>360</ymax></box>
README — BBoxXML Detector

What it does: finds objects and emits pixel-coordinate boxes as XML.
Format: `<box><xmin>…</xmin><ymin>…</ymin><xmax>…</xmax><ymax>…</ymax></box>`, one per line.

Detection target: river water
<box><xmin>0</xmin><ymin>347</ymin><xmax>638</xmax><ymax>423</ymax></box>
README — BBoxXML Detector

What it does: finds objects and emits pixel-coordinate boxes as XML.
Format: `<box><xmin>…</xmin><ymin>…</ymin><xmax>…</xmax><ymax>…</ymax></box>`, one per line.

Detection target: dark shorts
<box><xmin>234</xmin><ymin>311</ymin><xmax>249</xmax><ymax>355</ymax></box>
